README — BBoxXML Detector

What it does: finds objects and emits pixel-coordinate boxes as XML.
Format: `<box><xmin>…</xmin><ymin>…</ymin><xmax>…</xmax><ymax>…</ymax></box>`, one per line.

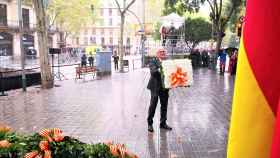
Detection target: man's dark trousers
<box><xmin>114</xmin><ymin>62</ymin><xmax>118</xmax><ymax>70</ymax></box>
<box><xmin>147</xmin><ymin>88</ymin><xmax>169</xmax><ymax>126</ymax></box>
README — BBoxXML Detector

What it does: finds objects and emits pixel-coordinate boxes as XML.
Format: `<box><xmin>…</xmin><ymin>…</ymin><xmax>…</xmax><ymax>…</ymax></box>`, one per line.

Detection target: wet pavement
<box><xmin>0</xmin><ymin>68</ymin><xmax>235</xmax><ymax>158</ymax></box>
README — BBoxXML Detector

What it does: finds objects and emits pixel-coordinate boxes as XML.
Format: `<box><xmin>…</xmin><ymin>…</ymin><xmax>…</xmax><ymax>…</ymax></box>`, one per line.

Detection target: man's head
<box><xmin>156</xmin><ymin>48</ymin><xmax>167</xmax><ymax>61</ymax></box>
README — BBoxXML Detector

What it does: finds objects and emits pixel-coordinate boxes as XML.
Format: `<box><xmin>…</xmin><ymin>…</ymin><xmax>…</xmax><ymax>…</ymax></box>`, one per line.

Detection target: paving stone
<box><xmin>0</xmin><ymin>68</ymin><xmax>235</xmax><ymax>157</ymax></box>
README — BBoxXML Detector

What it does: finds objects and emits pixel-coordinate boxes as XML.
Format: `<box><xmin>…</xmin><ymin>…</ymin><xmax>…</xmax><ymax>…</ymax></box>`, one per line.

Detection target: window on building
<box><xmin>100</xmin><ymin>8</ymin><xmax>104</xmax><ymax>16</ymax></box>
<box><xmin>84</xmin><ymin>29</ymin><xmax>88</xmax><ymax>35</ymax></box>
<box><xmin>59</xmin><ymin>32</ymin><xmax>64</xmax><ymax>42</ymax></box>
<box><xmin>101</xmin><ymin>29</ymin><xmax>105</xmax><ymax>35</ymax></box>
<box><xmin>90</xmin><ymin>36</ymin><xmax>96</xmax><ymax>44</ymax></box>
<box><xmin>22</xmin><ymin>8</ymin><xmax>30</xmax><ymax>29</ymax></box>
<box><xmin>109</xmin><ymin>18</ymin><xmax>113</xmax><ymax>26</ymax></box>
<box><xmin>84</xmin><ymin>37</ymin><xmax>88</xmax><ymax>45</ymax></box>
<box><xmin>109</xmin><ymin>8</ymin><xmax>112</xmax><ymax>16</ymax></box>
<box><xmin>0</xmin><ymin>4</ymin><xmax>7</xmax><ymax>26</ymax></box>
<box><xmin>109</xmin><ymin>37</ymin><xmax>113</xmax><ymax>45</ymax></box>
<box><xmin>108</xmin><ymin>1</ymin><xmax>113</xmax><ymax>7</ymax></box>
<box><xmin>99</xmin><ymin>19</ymin><xmax>104</xmax><ymax>26</ymax></box>
<box><xmin>72</xmin><ymin>38</ymin><xmax>75</xmax><ymax>45</ymax></box>
<box><xmin>127</xmin><ymin>37</ymin><xmax>130</xmax><ymax>45</ymax></box>
<box><xmin>92</xmin><ymin>28</ymin><xmax>96</xmax><ymax>35</ymax></box>
<box><xmin>101</xmin><ymin>37</ymin><xmax>105</xmax><ymax>45</ymax></box>
<box><xmin>76</xmin><ymin>37</ymin><xmax>79</xmax><ymax>45</ymax></box>
<box><xmin>109</xmin><ymin>31</ymin><xmax>113</xmax><ymax>36</ymax></box>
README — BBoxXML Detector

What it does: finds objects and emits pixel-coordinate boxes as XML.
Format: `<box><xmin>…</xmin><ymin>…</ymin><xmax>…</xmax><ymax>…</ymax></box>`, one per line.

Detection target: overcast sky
<box><xmin>200</xmin><ymin>4</ymin><xmax>211</xmax><ymax>18</ymax></box>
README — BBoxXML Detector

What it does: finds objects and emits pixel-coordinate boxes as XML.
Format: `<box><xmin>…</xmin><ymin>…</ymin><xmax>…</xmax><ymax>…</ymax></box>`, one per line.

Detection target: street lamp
<box><xmin>17</xmin><ymin>0</ymin><xmax>26</xmax><ymax>92</ymax></box>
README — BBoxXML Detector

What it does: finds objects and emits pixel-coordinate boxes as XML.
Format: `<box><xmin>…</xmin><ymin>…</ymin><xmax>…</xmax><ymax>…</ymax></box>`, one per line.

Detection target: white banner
<box><xmin>161</xmin><ymin>59</ymin><xmax>193</xmax><ymax>89</ymax></box>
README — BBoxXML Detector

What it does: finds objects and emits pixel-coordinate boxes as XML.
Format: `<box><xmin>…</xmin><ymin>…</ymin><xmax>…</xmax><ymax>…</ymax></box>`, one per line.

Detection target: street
<box><xmin>0</xmin><ymin>68</ymin><xmax>234</xmax><ymax>158</ymax></box>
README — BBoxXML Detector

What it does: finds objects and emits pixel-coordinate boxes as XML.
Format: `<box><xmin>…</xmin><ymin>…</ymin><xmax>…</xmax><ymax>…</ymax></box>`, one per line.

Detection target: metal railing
<box><xmin>0</xmin><ymin>20</ymin><xmax>36</xmax><ymax>31</ymax></box>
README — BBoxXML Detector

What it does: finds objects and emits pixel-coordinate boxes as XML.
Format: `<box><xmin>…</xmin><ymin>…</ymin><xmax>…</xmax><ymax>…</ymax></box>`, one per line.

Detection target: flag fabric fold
<box><xmin>227</xmin><ymin>0</ymin><xmax>280</xmax><ymax>158</ymax></box>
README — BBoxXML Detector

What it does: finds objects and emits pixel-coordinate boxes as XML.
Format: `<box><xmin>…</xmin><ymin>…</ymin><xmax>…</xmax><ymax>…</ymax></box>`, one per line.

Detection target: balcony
<box><xmin>0</xmin><ymin>20</ymin><xmax>36</xmax><ymax>32</ymax></box>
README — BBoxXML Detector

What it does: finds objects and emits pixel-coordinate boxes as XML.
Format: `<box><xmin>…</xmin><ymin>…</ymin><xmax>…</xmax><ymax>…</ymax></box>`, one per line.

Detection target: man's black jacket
<box><xmin>147</xmin><ymin>58</ymin><xmax>166</xmax><ymax>93</ymax></box>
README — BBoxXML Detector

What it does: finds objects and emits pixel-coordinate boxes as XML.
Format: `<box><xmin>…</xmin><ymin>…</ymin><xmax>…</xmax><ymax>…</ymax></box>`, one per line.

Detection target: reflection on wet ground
<box><xmin>0</xmin><ymin>68</ymin><xmax>234</xmax><ymax>158</ymax></box>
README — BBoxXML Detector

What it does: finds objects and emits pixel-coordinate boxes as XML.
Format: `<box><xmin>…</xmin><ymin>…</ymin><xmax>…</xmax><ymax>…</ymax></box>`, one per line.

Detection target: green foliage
<box><xmin>228</xmin><ymin>0</ymin><xmax>246</xmax><ymax>32</ymax></box>
<box><xmin>162</xmin><ymin>0</ymin><xmax>207</xmax><ymax>16</ymax></box>
<box><xmin>152</xmin><ymin>22</ymin><xmax>162</xmax><ymax>41</ymax></box>
<box><xmin>147</xmin><ymin>0</ymin><xmax>164</xmax><ymax>17</ymax></box>
<box><xmin>0</xmin><ymin>132</ymin><xmax>41</xmax><ymax>158</ymax></box>
<box><xmin>224</xmin><ymin>34</ymin><xmax>240</xmax><ymax>48</ymax></box>
<box><xmin>50</xmin><ymin>136</ymin><xmax>114</xmax><ymax>158</ymax></box>
<box><xmin>162</xmin><ymin>0</ymin><xmax>186</xmax><ymax>16</ymax></box>
<box><xmin>47</xmin><ymin>0</ymin><xmax>99</xmax><ymax>36</ymax></box>
<box><xmin>0</xmin><ymin>131</ymin><xmax>116</xmax><ymax>158</ymax></box>
<box><xmin>164</xmin><ymin>0</ymin><xmax>242</xmax><ymax>37</ymax></box>
<box><xmin>185</xmin><ymin>17</ymin><xmax>212</xmax><ymax>50</ymax></box>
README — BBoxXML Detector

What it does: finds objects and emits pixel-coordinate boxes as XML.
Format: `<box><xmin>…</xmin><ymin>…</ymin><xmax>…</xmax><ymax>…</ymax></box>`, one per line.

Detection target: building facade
<box><xmin>0</xmin><ymin>0</ymin><xmax>59</xmax><ymax>59</ymax></box>
<box><xmin>0</xmin><ymin>0</ymin><xmax>40</xmax><ymax>58</ymax></box>
<box><xmin>66</xmin><ymin>0</ymin><xmax>144</xmax><ymax>55</ymax></box>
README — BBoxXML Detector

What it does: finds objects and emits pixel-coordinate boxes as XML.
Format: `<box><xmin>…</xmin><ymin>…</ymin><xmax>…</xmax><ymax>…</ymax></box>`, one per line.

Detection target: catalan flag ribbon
<box><xmin>227</xmin><ymin>0</ymin><xmax>280</xmax><ymax>158</ymax></box>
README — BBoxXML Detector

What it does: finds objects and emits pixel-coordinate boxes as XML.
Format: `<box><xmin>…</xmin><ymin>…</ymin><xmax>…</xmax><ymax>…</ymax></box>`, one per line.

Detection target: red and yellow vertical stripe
<box><xmin>227</xmin><ymin>0</ymin><xmax>280</xmax><ymax>158</ymax></box>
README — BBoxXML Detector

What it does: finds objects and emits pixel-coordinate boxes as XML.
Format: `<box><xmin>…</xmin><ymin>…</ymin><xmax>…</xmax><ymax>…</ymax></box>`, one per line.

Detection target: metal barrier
<box><xmin>0</xmin><ymin>70</ymin><xmax>7</xmax><ymax>96</ymax></box>
<box><xmin>0</xmin><ymin>67</ymin><xmax>40</xmax><ymax>93</ymax></box>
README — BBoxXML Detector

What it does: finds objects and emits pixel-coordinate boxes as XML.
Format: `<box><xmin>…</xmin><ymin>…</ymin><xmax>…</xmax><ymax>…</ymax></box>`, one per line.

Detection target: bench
<box><xmin>75</xmin><ymin>66</ymin><xmax>98</xmax><ymax>80</ymax></box>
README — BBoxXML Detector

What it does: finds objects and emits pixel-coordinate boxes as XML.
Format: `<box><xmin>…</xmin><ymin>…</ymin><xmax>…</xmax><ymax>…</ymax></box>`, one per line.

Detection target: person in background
<box><xmin>202</xmin><ymin>50</ymin><xmax>209</xmax><ymax>67</ymax></box>
<box><xmin>230</xmin><ymin>50</ymin><xmax>238</xmax><ymax>75</ymax></box>
<box><xmin>160</xmin><ymin>26</ymin><xmax>168</xmax><ymax>46</ymax></box>
<box><xmin>218</xmin><ymin>49</ymin><xmax>227</xmax><ymax>74</ymax></box>
<box><xmin>112</xmin><ymin>51</ymin><xmax>119</xmax><ymax>71</ymax></box>
<box><xmin>88</xmin><ymin>52</ymin><xmax>94</xmax><ymax>67</ymax></box>
<box><xmin>147</xmin><ymin>48</ymin><xmax>172</xmax><ymax>133</ymax></box>
<box><xmin>190</xmin><ymin>50</ymin><xmax>197</xmax><ymax>68</ymax></box>
<box><xmin>81</xmin><ymin>53</ymin><xmax>87</xmax><ymax>67</ymax></box>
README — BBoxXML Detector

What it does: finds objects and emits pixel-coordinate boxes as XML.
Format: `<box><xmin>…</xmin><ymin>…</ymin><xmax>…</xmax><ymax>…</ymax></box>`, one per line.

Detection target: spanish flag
<box><xmin>227</xmin><ymin>0</ymin><xmax>280</xmax><ymax>158</ymax></box>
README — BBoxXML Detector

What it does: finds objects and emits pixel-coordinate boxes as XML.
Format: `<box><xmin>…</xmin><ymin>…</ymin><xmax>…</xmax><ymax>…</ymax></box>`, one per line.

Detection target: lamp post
<box><xmin>17</xmin><ymin>0</ymin><xmax>26</xmax><ymax>92</ymax></box>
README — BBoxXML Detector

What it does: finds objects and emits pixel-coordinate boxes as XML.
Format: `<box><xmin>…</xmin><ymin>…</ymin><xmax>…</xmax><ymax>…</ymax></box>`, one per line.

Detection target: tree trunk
<box><xmin>119</xmin><ymin>14</ymin><xmax>125</xmax><ymax>72</ymax></box>
<box><xmin>33</xmin><ymin>0</ymin><xmax>54</xmax><ymax>89</ymax></box>
<box><xmin>213</xmin><ymin>31</ymin><xmax>223</xmax><ymax>70</ymax></box>
<box><xmin>215</xmin><ymin>33</ymin><xmax>223</xmax><ymax>54</ymax></box>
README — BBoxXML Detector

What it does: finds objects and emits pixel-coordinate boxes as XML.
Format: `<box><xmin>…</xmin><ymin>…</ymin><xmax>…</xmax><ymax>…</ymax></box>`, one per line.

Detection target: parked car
<box><xmin>25</xmin><ymin>48</ymin><xmax>37</xmax><ymax>59</ymax></box>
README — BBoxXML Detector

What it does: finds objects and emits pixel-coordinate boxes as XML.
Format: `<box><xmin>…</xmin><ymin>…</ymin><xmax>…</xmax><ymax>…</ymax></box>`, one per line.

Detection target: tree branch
<box><xmin>214</xmin><ymin>0</ymin><xmax>221</xmax><ymax>21</ymax></box>
<box><xmin>186</xmin><ymin>41</ymin><xmax>192</xmax><ymax>50</ymax></box>
<box><xmin>218</xmin><ymin>0</ymin><xmax>223</xmax><ymax>18</ymax></box>
<box><xmin>114</xmin><ymin>0</ymin><xmax>122</xmax><ymax>13</ymax></box>
<box><xmin>64</xmin><ymin>32</ymin><xmax>70</xmax><ymax>42</ymax></box>
<box><xmin>49</xmin><ymin>12</ymin><xmax>58</xmax><ymax>27</ymax></box>
<box><xmin>192</xmin><ymin>41</ymin><xmax>199</xmax><ymax>50</ymax></box>
<box><xmin>214</xmin><ymin>0</ymin><xmax>218</xmax><ymax>15</ymax></box>
<box><xmin>124</xmin><ymin>0</ymin><xmax>136</xmax><ymax>12</ymax></box>
<box><xmin>223</xmin><ymin>4</ymin><xmax>235</xmax><ymax>28</ymax></box>
<box><xmin>206</xmin><ymin>0</ymin><xmax>216</xmax><ymax>19</ymax></box>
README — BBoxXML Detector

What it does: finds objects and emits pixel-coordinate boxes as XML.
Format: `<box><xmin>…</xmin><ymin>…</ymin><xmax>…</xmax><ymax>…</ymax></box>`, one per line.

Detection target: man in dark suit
<box><xmin>147</xmin><ymin>49</ymin><xmax>172</xmax><ymax>133</ymax></box>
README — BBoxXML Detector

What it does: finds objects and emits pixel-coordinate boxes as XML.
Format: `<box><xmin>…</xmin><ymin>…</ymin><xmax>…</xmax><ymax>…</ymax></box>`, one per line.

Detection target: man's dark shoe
<box><xmin>160</xmin><ymin>124</ymin><xmax>172</xmax><ymax>130</ymax></box>
<box><xmin>148</xmin><ymin>125</ymin><xmax>154</xmax><ymax>132</ymax></box>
